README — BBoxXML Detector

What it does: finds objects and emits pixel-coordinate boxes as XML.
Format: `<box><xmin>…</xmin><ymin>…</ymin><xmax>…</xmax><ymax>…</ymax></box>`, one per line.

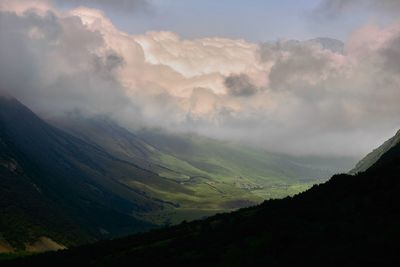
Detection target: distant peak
<box><xmin>306</xmin><ymin>37</ymin><xmax>344</xmax><ymax>54</ymax></box>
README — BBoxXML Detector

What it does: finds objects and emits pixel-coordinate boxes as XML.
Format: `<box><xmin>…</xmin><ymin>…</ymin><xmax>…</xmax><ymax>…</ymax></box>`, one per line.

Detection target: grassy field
<box><xmin>51</xmin><ymin>116</ymin><xmax>351</xmax><ymax>227</ymax></box>
<box><xmin>117</xmin><ymin>130</ymin><xmax>333</xmax><ymax>224</ymax></box>
<box><xmin>0</xmin><ymin>98</ymin><xmax>355</xmax><ymax>254</ymax></box>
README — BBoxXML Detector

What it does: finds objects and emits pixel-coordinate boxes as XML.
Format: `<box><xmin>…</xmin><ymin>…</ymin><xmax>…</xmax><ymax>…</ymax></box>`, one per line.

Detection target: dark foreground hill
<box><xmin>350</xmin><ymin>129</ymin><xmax>400</xmax><ymax>174</ymax></box>
<box><xmin>6</xmin><ymin>130</ymin><xmax>400</xmax><ymax>266</ymax></box>
<box><xmin>0</xmin><ymin>96</ymin><xmax>159</xmax><ymax>250</ymax></box>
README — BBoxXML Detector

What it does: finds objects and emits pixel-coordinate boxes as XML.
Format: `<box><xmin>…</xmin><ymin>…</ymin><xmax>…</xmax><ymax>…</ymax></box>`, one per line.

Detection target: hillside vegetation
<box><xmin>0</xmin><ymin>96</ymin><xmax>354</xmax><ymax>252</ymax></box>
<box><xmin>8</xmin><ymin>129</ymin><xmax>400</xmax><ymax>266</ymax></box>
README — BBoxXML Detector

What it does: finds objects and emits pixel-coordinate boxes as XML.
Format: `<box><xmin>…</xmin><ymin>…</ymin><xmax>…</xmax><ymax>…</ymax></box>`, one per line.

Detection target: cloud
<box><xmin>315</xmin><ymin>0</ymin><xmax>400</xmax><ymax>17</ymax></box>
<box><xmin>253</xmin><ymin>24</ymin><xmax>400</xmax><ymax>155</ymax></box>
<box><xmin>224</xmin><ymin>74</ymin><xmax>259</xmax><ymax>97</ymax></box>
<box><xmin>0</xmin><ymin>6</ymin><xmax>130</xmax><ymax>118</ymax></box>
<box><xmin>1</xmin><ymin>4</ymin><xmax>400</xmax><ymax>157</ymax></box>
<box><xmin>54</xmin><ymin>0</ymin><xmax>151</xmax><ymax>13</ymax></box>
<box><xmin>134</xmin><ymin>31</ymin><xmax>260</xmax><ymax>79</ymax></box>
<box><xmin>0</xmin><ymin>0</ymin><xmax>55</xmax><ymax>15</ymax></box>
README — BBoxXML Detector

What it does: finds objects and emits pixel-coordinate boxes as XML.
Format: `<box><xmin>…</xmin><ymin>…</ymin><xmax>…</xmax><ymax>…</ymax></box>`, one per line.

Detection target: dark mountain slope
<box><xmin>1</xmin><ymin>95</ymin><xmax>348</xmax><ymax>253</ymax></box>
<box><xmin>11</xmin><ymin>132</ymin><xmax>400</xmax><ymax>266</ymax></box>
<box><xmin>51</xmin><ymin>115</ymin><xmax>354</xmax><ymax>225</ymax></box>
<box><xmin>0</xmin><ymin>97</ymin><xmax>160</xmax><ymax>250</ymax></box>
<box><xmin>51</xmin><ymin>115</ymin><xmax>155</xmax><ymax>168</ymax></box>
<box><xmin>350</xmin><ymin>129</ymin><xmax>400</xmax><ymax>174</ymax></box>
<box><xmin>0</xmin><ymin>133</ymin><xmax>87</xmax><ymax>250</ymax></box>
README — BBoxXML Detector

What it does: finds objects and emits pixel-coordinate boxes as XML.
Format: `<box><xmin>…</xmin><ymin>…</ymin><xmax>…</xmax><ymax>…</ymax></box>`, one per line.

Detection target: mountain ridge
<box><xmin>0</xmin><ymin>96</ymin><xmax>356</xmax><ymax>253</ymax></box>
<box><xmin>350</xmin><ymin>129</ymin><xmax>400</xmax><ymax>174</ymax></box>
<box><xmin>7</xmin><ymin>129</ymin><xmax>400</xmax><ymax>266</ymax></box>
<box><xmin>0</xmin><ymin>96</ymin><xmax>158</xmax><ymax>250</ymax></box>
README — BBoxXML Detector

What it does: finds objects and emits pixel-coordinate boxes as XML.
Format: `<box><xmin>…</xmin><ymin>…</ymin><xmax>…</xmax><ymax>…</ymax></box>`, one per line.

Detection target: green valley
<box><xmin>0</xmin><ymin>97</ymin><xmax>354</xmax><ymax>253</ymax></box>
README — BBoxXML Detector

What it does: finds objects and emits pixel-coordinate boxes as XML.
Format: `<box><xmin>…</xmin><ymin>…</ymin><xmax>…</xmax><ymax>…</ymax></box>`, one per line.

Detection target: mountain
<box><xmin>137</xmin><ymin>129</ymin><xmax>325</xmax><ymax>189</ymax></box>
<box><xmin>50</xmin><ymin>114</ymin><xmax>353</xmax><ymax>224</ymax></box>
<box><xmin>0</xmin><ymin>96</ymin><xmax>354</xmax><ymax>254</ymax></box>
<box><xmin>350</xmin><ymin>129</ymin><xmax>400</xmax><ymax>174</ymax></box>
<box><xmin>0</xmin><ymin>97</ymin><xmax>167</xmax><ymax>251</ymax></box>
<box><xmin>10</xmin><ymin>131</ymin><xmax>400</xmax><ymax>266</ymax></box>
<box><xmin>307</xmin><ymin>37</ymin><xmax>345</xmax><ymax>54</ymax></box>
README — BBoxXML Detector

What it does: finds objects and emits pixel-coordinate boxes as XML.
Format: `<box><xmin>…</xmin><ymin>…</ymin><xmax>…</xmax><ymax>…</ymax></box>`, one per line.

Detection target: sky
<box><xmin>56</xmin><ymin>0</ymin><xmax>382</xmax><ymax>41</ymax></box>
<box><xmin>112</xmin><ymin>0</ymin><xmax>319</xmax><ymax>41</ymax></box>
<box><xmin>1</xmin><ymin>0</ymin><xmax>400</xmax><ymax>158</ymax></box>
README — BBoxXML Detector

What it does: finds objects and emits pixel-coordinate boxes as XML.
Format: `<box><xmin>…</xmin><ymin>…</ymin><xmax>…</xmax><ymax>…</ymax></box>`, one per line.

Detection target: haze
<box><xmin>1</xmin><ymin>0</ymin><xmax>400</xmax><ymax>158</ymax></box>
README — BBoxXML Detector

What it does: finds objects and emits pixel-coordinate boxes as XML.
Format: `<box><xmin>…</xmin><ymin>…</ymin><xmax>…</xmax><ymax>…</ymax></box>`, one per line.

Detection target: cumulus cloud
<box><xmin>0</xmin><ymin>4</ymin><xmax>131</xmax><ymax>117</ymax></box>
<box><xmin>55</xmin><ymin>0</ymin><xmax>151</xmax><ymax>13</ymax></box>
<box><xmin>1</xmin><ymin>2</ymin><xmax>400</xmax><ymax>157</ymax></box>
<box><xmin>0</xmin><ymin>0</ymin><xmax>55</xmax><ymax>15</ymax></box>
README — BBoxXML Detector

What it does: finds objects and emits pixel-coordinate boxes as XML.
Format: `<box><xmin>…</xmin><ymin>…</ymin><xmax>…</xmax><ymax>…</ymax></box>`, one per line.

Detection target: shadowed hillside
<box><xmin>51</xmin><ymin>114</ymin><xmax>350</xmax><ymax>224</ymax></box>
<box><xmin>0</xmin><ymin>97</ymin><xmax>163</xmax><ymax>250</ymax></box>
<box><xmin>7</xmin><ymin>129</ymin><xmax>400</xmax><ymax>266</ymax></box>
<box><xmin>350</xmin><ymin>129</ymin><xmax>400</xmax><ymax>174</ymax></box>
<box><xmin>0</xmin><ymin>97</ymin><xmax>350</xmax><ymax>252</ymax></box>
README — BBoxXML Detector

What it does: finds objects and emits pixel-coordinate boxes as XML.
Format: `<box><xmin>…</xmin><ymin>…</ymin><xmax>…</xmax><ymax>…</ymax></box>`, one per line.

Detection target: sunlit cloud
<box><xmin>1</xmin><ymin>1</ymin><xmax>400</xmax><ymax>157</ymax></box>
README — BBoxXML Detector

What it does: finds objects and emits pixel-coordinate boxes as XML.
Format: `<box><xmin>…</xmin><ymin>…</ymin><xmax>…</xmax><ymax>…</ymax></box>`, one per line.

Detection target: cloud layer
<box><xmin>315</xmin><ymin>0</ymin><xmax>400</xmax><ymax>17</ymax></box>
<box><xmin>1</xmin><ymin>1</ymin><xmax>400</xmax><ymax>157</ymax></box>
<box><xmin>55</xmin><ymin>0</ymin><xmax>151</xmax><ymax>13</ymax></box>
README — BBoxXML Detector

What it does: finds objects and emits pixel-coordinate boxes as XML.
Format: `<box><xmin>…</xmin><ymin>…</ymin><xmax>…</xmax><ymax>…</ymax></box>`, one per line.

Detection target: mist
<box><xmin>1</xmin><ymin>0</ymin><xmax>400</xmax><ymax>158</ymax></box>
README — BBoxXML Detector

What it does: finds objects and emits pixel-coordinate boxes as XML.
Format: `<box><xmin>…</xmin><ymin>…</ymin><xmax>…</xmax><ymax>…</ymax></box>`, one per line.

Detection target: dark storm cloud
<box><xmin>92</xmin><ymin>52</ymin><xmax>125</xmax><ymax>78</ymax></box>
<box><xmin>224</xmin><ymin>74</ymin><xmax>259</xmax><ymax>97</ymax></box>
